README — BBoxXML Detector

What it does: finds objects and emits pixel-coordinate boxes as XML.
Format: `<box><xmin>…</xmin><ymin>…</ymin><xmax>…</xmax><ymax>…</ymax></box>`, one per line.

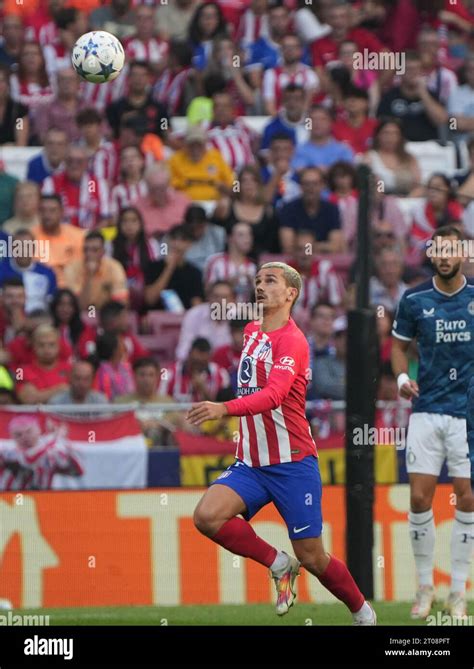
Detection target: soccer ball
<box><xmin>71</xmin><ymin>30</ymin><xmax>125</xmax><ymax>84</ymax></box>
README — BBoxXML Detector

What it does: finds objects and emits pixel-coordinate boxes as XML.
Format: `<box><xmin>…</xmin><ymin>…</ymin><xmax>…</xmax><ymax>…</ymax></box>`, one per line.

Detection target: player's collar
<box><xmin>432</xmin><ymin>275</ymin><xmax>467</xmax><ymax>297</ymax></box>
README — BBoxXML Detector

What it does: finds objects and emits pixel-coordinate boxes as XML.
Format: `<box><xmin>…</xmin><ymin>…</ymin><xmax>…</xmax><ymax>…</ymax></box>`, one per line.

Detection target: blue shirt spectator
<box><xmin>260</xmin><ymin>83</ymin><xmax>310</xmax><ymax>152</ymax></box>
<box><xmin>26</xmin><ymin>128</ymin><xmax>68</xmax><ymax>185</ymax></box>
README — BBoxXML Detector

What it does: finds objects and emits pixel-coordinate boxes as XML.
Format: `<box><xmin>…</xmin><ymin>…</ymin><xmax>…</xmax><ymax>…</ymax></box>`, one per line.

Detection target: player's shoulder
<box><xmin>401</xmin><ymin>279</ymin><xmax>434</xmax><ymax>301</ymax></box>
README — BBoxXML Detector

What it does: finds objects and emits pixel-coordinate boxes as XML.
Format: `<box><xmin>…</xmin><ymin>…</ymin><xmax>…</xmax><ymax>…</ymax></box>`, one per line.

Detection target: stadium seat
<box><xmin>406</xmin><ymin>141</ymin><xmax>457</xmax><ymax>181</ymax></box>
<box><xmin>145</xmin><ymin>311</ymin><xmax>184</xmax><ymax>361</ymax></box>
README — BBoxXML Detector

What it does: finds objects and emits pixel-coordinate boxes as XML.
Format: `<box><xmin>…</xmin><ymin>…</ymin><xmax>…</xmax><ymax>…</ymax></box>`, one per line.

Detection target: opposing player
<box><xmin>392</xmin><ymin>226</ymin><xmax>474</xmax><ymax>619</ymax></box>
<box><xmin>187</xmin><ymin>262</ymin><xmax>376</xmax><ymax>625</ymax></box>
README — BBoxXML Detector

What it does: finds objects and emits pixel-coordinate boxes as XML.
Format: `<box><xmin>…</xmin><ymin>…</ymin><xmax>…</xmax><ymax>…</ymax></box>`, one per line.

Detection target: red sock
<box><xmin>317</xmin><ymin>555</ymin><xmax>365</xmax><ymax>613</ymax></box>
<box><xmin>212</xmin><ymin>517</ymin><xmax>277</xmax><ymax>567</ymax></box>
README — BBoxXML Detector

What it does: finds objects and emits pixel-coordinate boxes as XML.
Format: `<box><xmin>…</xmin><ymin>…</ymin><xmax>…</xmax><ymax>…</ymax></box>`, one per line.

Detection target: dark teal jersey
<box><xmin>392</xmin><ymin>276</ymin><xmax>474</xmax><ymax>418</ymax></box>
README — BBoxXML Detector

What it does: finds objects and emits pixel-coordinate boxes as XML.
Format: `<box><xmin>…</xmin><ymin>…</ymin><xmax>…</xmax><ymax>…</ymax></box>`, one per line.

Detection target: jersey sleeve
<box><xmin>392</xmin><ymin>294</ymin><xmax>416</xmax><ymax>341</ymax></box>
<box><xmin>224</xmin><ymin>334</ymin><xmax>303</xmax><ymax>416</ymax></box>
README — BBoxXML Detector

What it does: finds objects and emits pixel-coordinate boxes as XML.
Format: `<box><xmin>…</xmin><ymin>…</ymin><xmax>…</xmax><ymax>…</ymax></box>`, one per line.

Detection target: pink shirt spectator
<box><xmin>96</xmin><ymin>361</ymin><xmax>135</xmax><ymax>401</ymax></box>
<box><xmin>175</xmin><ymin>303</ymin><xmax>233</xmax><ymax>361</ymax></box>
<box><xmin>135</xmin><ymin>188</ymin><xmax>191</xmax><ymax>237</ymax></box>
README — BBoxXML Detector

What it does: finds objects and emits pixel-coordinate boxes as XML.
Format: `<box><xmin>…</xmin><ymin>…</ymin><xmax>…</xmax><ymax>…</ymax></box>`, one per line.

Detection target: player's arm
<box><xmin>187</xmin><ymin>346</ymin><xmax>300</xmax><ymax>425</ymax></box>
<box><xmin>391</xmin><ymin>293</ymin><xmax>419</xmax><ymax>400</ymax></box>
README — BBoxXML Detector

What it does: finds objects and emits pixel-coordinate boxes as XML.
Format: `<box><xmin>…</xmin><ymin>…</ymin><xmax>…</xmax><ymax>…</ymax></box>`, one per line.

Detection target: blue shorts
<box><xmin>211</xmin><ymin>455</ymin><xmax>322</xmax><ymax>540</ymax></box>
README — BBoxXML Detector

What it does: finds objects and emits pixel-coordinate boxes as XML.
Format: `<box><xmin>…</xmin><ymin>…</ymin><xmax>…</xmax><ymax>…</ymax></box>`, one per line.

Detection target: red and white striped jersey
<box><xmin>80</xmin><ymin>68</ymin><xmax>128</xmax><ymax>113</ymax></box>
<box><xmin>263</xmin><ymin>64</ymin><xmax>319</xmax><ymax>110</ymax></box>
<box><xmin>153</xmin><ymin>67</ymin><xmax>192</xmax><ymax>115</ymax></box>
<box><xmin>224</xmin><ymin>318</ymin><xmax>317</xmax><ymax>466</ymax></box>
<box><xmin>204</xmin><ymin>252</ymin><xmax>256</xmax><ymax>299</ymax></box>
<box><xmin>43</xmin><ymin>42</ymin><xmax>71</xmax><ymax>80</ymax></box>
<box><xmin>83</xmin><ymin>140</ymin><xmax>117</xmax><ymax>184</ymax></box>
<box><xmin>110</xmin><ymin>180</ymin><xmax>148</xmax><ymax>217</ymax></box>
<box><xmin>207</xmin><ymin>120</ymin><xmax>255</xmax><ymax>172</ymax></box>
<box><xmin>0</xmin><ymin>435</ymin><xmax>83</xmax><ymax>490</ymax></box>
<box><xmin>9</xmin><ymin>76</ymin><xmax>55</xmax><ymax>108</ymax></box>
<box><xmin>236</xmin><ymin>9</ymin><xmax>270</xmax><ymax>46</ymax></box>
<box><xmin>42</xmin><ymin>171</ymin><xmax>111</xmax><ymax>229</ymax></box>
<box><xmin>159</xmin><ymin>360</ymin><xmax>230</xmax><ymax>402</ymax></box>
<box><xmin>296</xmin><ymin>259</ymin><xmax>344</xmax><ymax>311</ymax></box>
<box><xmin>123</xmin><ymin>36</ymin><xmax>169</xmax><ymax>69</ymax></box>
<box><xmin>25</xmin><ymin>19</ymin><xmax>58</xmax><ymax>46</ymax></box>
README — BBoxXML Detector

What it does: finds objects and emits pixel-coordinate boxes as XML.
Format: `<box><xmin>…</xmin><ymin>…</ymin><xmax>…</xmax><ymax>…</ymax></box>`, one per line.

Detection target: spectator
<box><xmin>211</xmin><ymin>318</ymin><xmax>247</xmax><ymax>394</ymax></box>
<box><xmin>207</xmin><ymin>90</ymin><xmax>255</xmax><ymax>172</ymax></box>
<box><xmin>377</xmin><ymin>308</ymin><xmax>394</xmax><ymax>366</ymax></box>
<box><xmin>144</xmin><ymin>223</ymin><xmax>204</xmax><ymax>311</ymax></box>
<box><xmin>0</xmin><ymin>63</ymin><xmax>29</xmax><ymax>146</ymax></box>
<box><xmin>123</xmin><ymin>4</ymin><xmax>168</xmax><ymax>76</ymax></box>
<box><xmin>311</xmin><ymin>315</ymin><xmax>347</xmax><ymax>401</ymax></box>
<box><xmin>188</xmin><ymin>1</ymin><xmax>227</xmax><ymax>71</ymax></box>
<box><xmin>153</xmin><ymin>39</ymin><xmax>195</xmax><ymax>116</ymax></box>
<box><xmin>31</xmin><ymin>194</ymin><xmax>85</xmax><ymax>287</ymax></box>
<box><xmin>0</xmin><ymin>228</ymin><xmax>56</xmax><ymax>312</ymax></box>
<box><xmin>90</xmin><ymin>0</ymin><xmax>136</xmax><ymax>40</ymax></box>
<box><xmin>244</xmin><ymin>4</ymin><xmax>294</xmax><ymax>75</ymax></box>
<box><xmin>417</xmin><ymin>27</ymin><xmax>458</xmax><ymax>106</ymax></box>
<box><xmin>106</xmin><ymin>60</ymin><xmax>170</xmax><ymax>141</ymax></box>
<box><xmin>410</xmin><ymin>173</ymin><xmax>464</xmax><ymax>253</ymax></box>
<box><xmin>43</xmin><ymin>8</ymin><xmax>88</xmax><ymax>79</ymax></box>
<box><xmin>3</xmin><ymin>182</ymin><xmax>40</xmax><ymax>235</ymax></box>
<box><xmin>215</xmin><ymin>165</ymin><xmax>280</xmax><ymax>256</ymax></box>
<box><xmin>175</xmin><ymin>279</ymin><xmax>235</xmax><ymax>360</ymax></box>
<box><xmin>49</xmin><ymin>359</ymin><xmax>109</xmax><ymax>406</ymax></box>
<box><xmin>0</xmin><ymin>364</ymin><xmax>15</xmax><ymax>402</ymax></box>
<box><xmin>183</xmin><ymin>205</ymin><xmax>226</xmax><ymax>273</ymax></box>
<box><xmin>262</xmin><ymin>34</ymin><xmax>319</xmax><ymax>116</ymax></box>
<box><xmin>204</xmin><ymin>222</ymin><xmax>256</xmax><ymax>300</ymax></box>
<box><xmin>448</xmin><ymin>53</ymin><xmax>474</xmax><ymax>144</ymax></box>
<box><xmin>260</xmin><ymin>132</ymin><xmax>300</xmax><ymax>208</ymax></box>
<box><xmin>326</xmin><ymin>161</ymin><xmax>358</xmax><ymax>250</ymax></box>
<box><xmin>26</xmin><ymin>127</ymin><xmax>68</xmax><ymax>185</ymax></box>
<box><xmin>277</xmin><ymin>167</ymin><xmax>345</xmax><ymax>254</ymax></box>
<box><xmin>51</xmin><ymin>288</ymin><xmax>97</xmax><ymax>360</ymax></box>
<box><xmin>110</xmin><ymin>145</ymin><xmax>147</xmax><ymax>218</ymax></box>
<box><xmin>260</xmin><ymin>83</ymin><xmax>310</xmax><ymax>152</ymax></box>
<box><xmin>0</xmin><ymin>277</ymin><xmax>26</xmax><ymax>347</ymax></box>
<box><xmin>311</xmin><ymin>1</ymin><xmax>385</xmax><ymax>71</ymax></box>
<box><xmin>364</xmin><ymin>119</ymin><xmax>423</xmax><ymax>197</ymax></box>
<box><xmin>10</xmin><ymin>41</ymin><xmax>54</xmax><ymax>109</ymax></box>
<box><xmin>336</xmin><ymin>40</ymin><xmax>380</xmax><ymax>112</ymax></box>
<box><xmin>370</xmin><ymin>247</ymin><xmax>408</xmax><ymax>313</ymax></box>
<box><xmin>135</xmin><ymin>163</ymin><xmax>191</xmax><ymax>239</ymax></box>
<box><xmin>115</xmin><ymin>356</ymin><xmax>182</xmax><ymax>443</ymax></box>
<box><xmin>98</xmin><ymin>300</ymin><xmax>149</xmax><ymax>365</ymax></box>
<box><xmin>236</xmin><ymin>0</ymin><xmax>270</xmax><ymax>47</ymax></box>
<box><xmin>168</xmin><ymin>124</ymin><xmax>235</xmax><ymax>200</ymax></box>
<box><xmin>291</xmin><ymin>105</ymin><xmax>354</xmax><ymax>173</ymax></box>
<box><xmin>7</xmin><ymin>309</ymin><xmax>72</xmax><ymax>370</ymax></box>
<box><xmin>42</xmin><ymin>144</ymin><xmax>111</xmax><ymax>229</ymax></box>
<box><xmin>31</xmin><ymin>66</ymin><xmax>86</xmax><ymax>144</ymax></box>
<box><xmin>0</xmin><ymin>14</ymin><xmax>24</xmax><ymax>69</ymax></box>
<box><xmin>156</xmin><ymin>0</ymin><xmax>201</xmax><ymax>42</ymax></box>
<box><xmin>94</xmin><ymin>331</ymin><xmax>135</xmax><ymax>401</ymax></box>
<box><xmin>112</xmin><ymin>207</ymin><xmax>159</xmax><ymax>312</ymax></box>
<box><xmin>16</xmin><ymin>324</ymin><xmax>71</xmax><ymax>404</ymax></box>
<box><xmin>371</xmin><ymin>180</ymin><xmax>408</xmax><ymax>252</ymax></box>
<box><xmin>160</xmin><ymin>336</ymin><xmax>230</xmax><ymax>401</ymax></box>
<box><xmin>76</xmin><ymin>107</ymin><xmax>116</xmax><ymax>183</ymax></box>
<box><xmin>307</xmin><ymin>302</ymin><xmax>336</xmax><ymax>359</ymax></box>
<box><xmin>332</xmin><ymin>86</ymin><xmax>378</xmax><ymax>156</ymax></box>
<box><xmin>456</xmin><ymin>135</ymin><xmax>474</xmax><ymax>203</ymax></box>
<box><xmin>294</xmin><ymin>0</ymin><xmax>331</xmax><ymax>46</ymax></box>
<box><xmin>289</xmin><ymin>229</ymin><xmax>344</xmax><ymax>316</ymax></box>
<box><xmin>64</xmin><ymin>231</ymin><xmax>129</xmax><ymax>311</ymax></box>
<box><xmin>204</xmin><ymin>37</ymin><xmax>255</xmax><ymax>115</ymax></box>
<box><xmin>377</xmin><ymin>51</ymin><xmax>448</xmax><ymax>142</ymax></box>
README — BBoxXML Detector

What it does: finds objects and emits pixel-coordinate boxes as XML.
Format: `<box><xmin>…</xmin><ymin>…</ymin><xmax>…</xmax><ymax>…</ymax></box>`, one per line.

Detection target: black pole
<box><xmin>345</xmin><ymin>165</ymin><xmax>378</xmax><ymax>598</ymax></box>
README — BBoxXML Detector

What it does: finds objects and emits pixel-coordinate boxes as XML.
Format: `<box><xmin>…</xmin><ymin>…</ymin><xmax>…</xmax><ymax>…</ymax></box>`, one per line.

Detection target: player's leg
<box><xmin>406</xmin><ymin>413</ymin><xmax>444</xmax><ymax>619</ymax></box>
<box><xmin>193</xmin><ymin>461</ymin><xmax>281</xmax><ymax>569</ymax></box>
<box><xmin>290</xmin><ymin>535</ymin><xmax>376</xmax><ymax>625</ymax></box>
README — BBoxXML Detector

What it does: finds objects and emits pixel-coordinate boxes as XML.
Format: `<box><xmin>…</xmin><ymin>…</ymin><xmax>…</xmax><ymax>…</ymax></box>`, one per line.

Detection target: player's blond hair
<box><xmin>258</xmin><ymin>262</ymin><xmax>302</xmax><ymax>308</ymax></box>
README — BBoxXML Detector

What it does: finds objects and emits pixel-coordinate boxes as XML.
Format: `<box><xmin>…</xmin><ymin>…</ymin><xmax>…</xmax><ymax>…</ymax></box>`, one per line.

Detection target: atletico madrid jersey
<box><xmin>224</xmin><ymin>317</ymin><xmax>317</xmax><ymax>467</ymax></box>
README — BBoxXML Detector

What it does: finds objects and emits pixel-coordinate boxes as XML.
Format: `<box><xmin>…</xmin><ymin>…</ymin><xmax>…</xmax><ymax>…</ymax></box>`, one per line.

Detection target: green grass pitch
<box><xmin>10</xmin><ymin>600</ymin><xmax>474</xmax><ymax>626</ymax></box>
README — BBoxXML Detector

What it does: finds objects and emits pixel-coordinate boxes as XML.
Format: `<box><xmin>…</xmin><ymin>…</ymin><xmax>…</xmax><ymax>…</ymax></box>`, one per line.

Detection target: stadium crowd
<box><xmin>1</xmin><ymin>0</ymin><xmax>474</xmax><ymax>443</ymax></box>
